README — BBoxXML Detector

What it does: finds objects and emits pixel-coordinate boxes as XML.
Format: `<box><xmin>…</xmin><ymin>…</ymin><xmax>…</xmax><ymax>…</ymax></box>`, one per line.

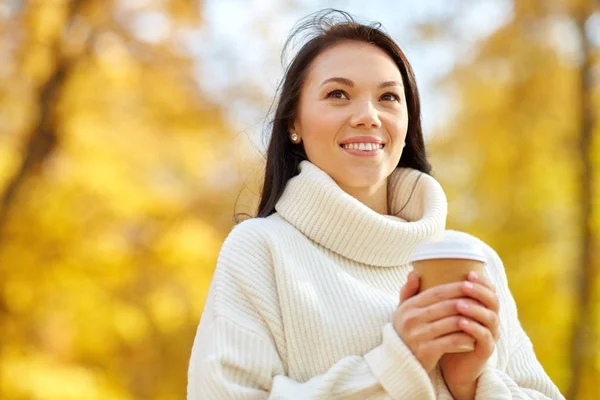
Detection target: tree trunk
<box><xmin>567</xmin><ymin>2</ymin><xmax>597</xmax><ymax>399</ymax></box>
<box><xmin>0</xmin><ymin>0</ymin><xmax>88</xmax><ymax>394</ymax></box>
<box><xmin>0</xmin><ymin>0</ymin><xmax>86</xmax><ymax>232</ymax></box>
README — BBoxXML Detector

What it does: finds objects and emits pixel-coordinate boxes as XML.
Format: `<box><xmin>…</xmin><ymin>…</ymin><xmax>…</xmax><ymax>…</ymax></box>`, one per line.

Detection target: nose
<box><xmin>350</xmin><ymin>100</ymin><xmax>382</xmax><ymax>129</ymax></box>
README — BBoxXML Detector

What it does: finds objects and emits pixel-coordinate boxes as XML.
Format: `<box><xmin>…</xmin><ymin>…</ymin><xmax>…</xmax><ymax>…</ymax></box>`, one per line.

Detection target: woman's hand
<box><xmin>393</xmin><ymin>271</ymin><xmax>477</xmax><ymax>374</ymax></box>
<box><xmin>439</xmin><ymin>271</ymin><xmax>501</xmax><ymax>400</ymax></box>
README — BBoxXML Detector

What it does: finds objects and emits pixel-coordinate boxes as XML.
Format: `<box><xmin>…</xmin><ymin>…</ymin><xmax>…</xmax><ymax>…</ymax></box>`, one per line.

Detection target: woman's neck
<box><xmin>338</xmin><ymin>180</ymin><xmax>389</xmax><ymax>215</ymax></box>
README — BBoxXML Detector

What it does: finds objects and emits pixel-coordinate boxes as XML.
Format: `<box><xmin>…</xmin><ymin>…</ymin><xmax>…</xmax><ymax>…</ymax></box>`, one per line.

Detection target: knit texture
<box><xmin>188</xmin><ymin>160</ymin><xmax>565</xmax><ymax>399</ymax></box>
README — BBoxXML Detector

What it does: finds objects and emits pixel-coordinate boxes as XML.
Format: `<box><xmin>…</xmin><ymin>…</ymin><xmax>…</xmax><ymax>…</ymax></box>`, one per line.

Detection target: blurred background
<box><xmin>0</xmin><ymin>0</ymin><xmax>598</xmax><ymax>399</ymax></box>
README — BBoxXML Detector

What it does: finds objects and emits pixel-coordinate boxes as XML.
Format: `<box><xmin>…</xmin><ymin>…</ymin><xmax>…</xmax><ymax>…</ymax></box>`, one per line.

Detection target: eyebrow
<box><xmin>319</xmin><ymin>77</ymin><xmax>403</xmax><ymax>89</ymax></box>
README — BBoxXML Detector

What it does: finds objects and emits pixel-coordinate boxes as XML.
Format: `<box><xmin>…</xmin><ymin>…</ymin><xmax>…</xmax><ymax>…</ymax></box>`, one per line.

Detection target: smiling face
<box><xmin>291</xmin><ymin>40</ymin><xmax>409</xmax><ymax>193</ymax></box>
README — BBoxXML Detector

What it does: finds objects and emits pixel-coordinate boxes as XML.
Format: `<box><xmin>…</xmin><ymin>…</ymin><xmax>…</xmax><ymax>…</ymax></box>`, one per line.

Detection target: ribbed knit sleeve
<box><xmin>434</xmin><ymin>232</ymin><xmax>565</xmax><ymax>400</ymax></box>
<box><xmin>187</xmin><ymin>220</ymin><xmax>436</xmax><ymax>400</ymax></box>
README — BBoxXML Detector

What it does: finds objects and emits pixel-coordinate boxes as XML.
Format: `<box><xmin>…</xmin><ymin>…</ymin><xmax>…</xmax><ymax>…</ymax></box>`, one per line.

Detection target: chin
<box><xmin>337</xmin><ymin>170</ymin><xmax>387</xmax><ymax>190</ymax></box>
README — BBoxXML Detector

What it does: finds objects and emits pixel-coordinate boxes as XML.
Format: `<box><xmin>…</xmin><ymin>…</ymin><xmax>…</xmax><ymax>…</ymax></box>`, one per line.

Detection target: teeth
<box><xmin>342</xmin><ymin>143</ymin><xmax>383</xmax><ymax>151</ymax></box>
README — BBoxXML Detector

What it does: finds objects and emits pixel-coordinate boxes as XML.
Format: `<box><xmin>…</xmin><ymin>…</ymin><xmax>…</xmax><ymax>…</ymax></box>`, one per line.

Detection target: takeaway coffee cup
<box><xmin>409</xmin><ymin>240</ymin><xmax>487</xmax><ymax>352</ymax></box>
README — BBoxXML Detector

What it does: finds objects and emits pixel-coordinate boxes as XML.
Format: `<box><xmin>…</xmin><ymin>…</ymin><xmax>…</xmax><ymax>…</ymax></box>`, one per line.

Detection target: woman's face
<box><xmin>291</xmin><ymin>41</ymin><xmax>409</xmax><ymax>192</ymax></box>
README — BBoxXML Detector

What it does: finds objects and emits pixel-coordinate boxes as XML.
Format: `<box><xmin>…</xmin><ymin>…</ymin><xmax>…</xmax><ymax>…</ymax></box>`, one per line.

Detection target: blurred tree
<box><xmin>427</xmin><ymin>0</ymin><xmax>599</xmax><ymax>398</ymax></box>
<box><xmin>567</xmin><ymin>1</ymin><xmax>598</xmax><ymax>398</ymax></box>
<box><xmin>0</xmin><ymin>0</ymin><xmax>241</xmax><ymax>398</ymax></box>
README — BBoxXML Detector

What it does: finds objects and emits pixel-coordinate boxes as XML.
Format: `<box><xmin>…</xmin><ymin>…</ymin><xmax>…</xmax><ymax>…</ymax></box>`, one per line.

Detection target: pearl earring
<box><xmin>291</xmin><ymin>133</ymin><xmax>298</xmax><ymax>142</ymax></box>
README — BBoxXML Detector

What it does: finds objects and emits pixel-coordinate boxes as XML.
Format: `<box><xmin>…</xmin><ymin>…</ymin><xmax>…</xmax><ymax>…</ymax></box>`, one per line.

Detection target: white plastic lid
<box><xmin>410</xmin><ymin>240</ymin><xmax>487</xmax><ymax>263</ymax></box>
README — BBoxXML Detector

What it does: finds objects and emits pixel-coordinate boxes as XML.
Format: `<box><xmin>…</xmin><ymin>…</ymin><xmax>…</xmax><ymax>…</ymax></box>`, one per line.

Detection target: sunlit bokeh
<box><xmin>0</xmin><ymin>0</ymin><xmax>598</xmax><ymax>399</ymax></box>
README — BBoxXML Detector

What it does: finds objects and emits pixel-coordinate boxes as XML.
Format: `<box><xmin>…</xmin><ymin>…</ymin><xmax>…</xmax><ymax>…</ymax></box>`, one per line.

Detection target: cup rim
<box><xmin>410</xmin><ymin>241</ymin><xmax>487</xmax><ymax>263</ymax></box>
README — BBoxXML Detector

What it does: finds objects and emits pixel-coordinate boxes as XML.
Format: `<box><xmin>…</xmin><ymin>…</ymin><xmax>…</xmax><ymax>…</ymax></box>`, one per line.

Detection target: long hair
<box><xmin>248</xmin><ymin>9</ymin><xmax>432</xmax><ymax>221</ymax></box>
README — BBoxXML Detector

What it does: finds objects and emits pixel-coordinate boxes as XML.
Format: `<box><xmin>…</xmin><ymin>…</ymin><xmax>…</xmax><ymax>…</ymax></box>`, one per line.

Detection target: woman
<box><xmin>188</xmin><ymin>10</ymin><xmax>564</xmax><ymax>400</ymax></box>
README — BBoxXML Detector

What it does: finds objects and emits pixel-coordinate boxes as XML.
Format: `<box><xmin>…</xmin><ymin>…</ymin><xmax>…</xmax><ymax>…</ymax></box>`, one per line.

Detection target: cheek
<box><xmin>384</xmin><ymin>113</ymin><xmax>409</xmax><ymax>141</ymax></box>
<box><xmin>395</xmin><ymin>120</ymin><xmax>409</xmax><ymax>140</ymax></box>
<box><xmin>301</xmin><ymin>104</ymin><xmax>344</xmax><ymax>144</ymax></box>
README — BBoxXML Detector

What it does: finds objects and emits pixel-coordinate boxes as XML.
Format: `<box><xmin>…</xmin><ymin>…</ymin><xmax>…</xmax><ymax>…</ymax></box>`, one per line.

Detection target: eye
<box><xmin>325</xmin><ymin>90</ymin><xmax>349</xmax><ymax>100</ymax></box>
<box><xmin>381</xmin><ymin>92</ymin><xmax>401</xmax><ymax>102</ymax></box>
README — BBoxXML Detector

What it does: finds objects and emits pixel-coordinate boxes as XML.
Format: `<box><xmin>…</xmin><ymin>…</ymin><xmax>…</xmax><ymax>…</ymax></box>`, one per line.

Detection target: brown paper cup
<box><xmin>409</xmin><ymin>240</ymin><xmax>487</xmax><ymax>353</ymax></box>
<box><xmin>411</xmin><ymin>258</ymin><xmax>486</xmax><ymax>292</ymax></box>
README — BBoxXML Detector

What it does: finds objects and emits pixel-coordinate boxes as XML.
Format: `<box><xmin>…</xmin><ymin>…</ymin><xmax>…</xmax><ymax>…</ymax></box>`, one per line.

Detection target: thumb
<box><xmin>400</xmin><ymin>271</ymin><xmax>420</xmax><ymax>305</ymax></box>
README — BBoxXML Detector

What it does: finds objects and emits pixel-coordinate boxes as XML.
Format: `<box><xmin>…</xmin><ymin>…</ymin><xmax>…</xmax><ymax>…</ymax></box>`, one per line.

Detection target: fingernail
<box><xmin>469</xmin><ymin>271</ymin><xmax>478</xmax><ymax>280</ymax></box>
<box><xmin>464</xmin><ymin>281</ymin><xmax>474</xmax><ymax>290</ymax></box>
<box><xmin>458</xmin><ymin>300</ymin><xmax>469</xmax><ymax>309</ymax></box>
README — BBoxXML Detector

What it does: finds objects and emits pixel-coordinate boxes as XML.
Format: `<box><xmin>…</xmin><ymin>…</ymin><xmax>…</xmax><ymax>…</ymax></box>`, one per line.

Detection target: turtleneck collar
<box><xmin>274</xmin><ymin>160</ymin><xmax>448</xmax><ymax>267</ymax></box>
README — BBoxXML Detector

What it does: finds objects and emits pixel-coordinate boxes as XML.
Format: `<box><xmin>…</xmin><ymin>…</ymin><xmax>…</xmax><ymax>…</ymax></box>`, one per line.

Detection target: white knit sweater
<box><xmin>188</xmin><ymin>160</ymin><xmax>564</xmax><ymax>399</ymax></box>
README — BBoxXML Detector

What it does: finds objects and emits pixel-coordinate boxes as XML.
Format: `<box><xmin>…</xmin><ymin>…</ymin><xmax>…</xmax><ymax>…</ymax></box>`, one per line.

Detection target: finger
<box><xmin>420</xmin><ymin>298</ymin><xmax>463</xmax><ymax>323</ymax></box>
<box><xmin>461</xmin><ymin>280</ymin><xmax>500</xmax><ymax>314</ymax></box>
<box><xmin>457</xmin><ymin>299</ymin><xmax>500</xmax><ymax>341</ymax></box>
<box><xmin>458</xmin><ymin>317</ymin><xmax>495</xmax><ymax>356</ymax></box>
<box><xmin>400</xmin><ymin>271</ymin><xmax>420</xmax><ymax>305</ymax></box>
<box><xmin>412</xmin><ymin>281</ymin><xmax>469</xmax><ymax>308</ymax></box>
<box><xmin>467</xmin><ymin>271</ymin><xmax>496</xmax><ymax>293</ymax></box>
<box><xmin>423</xmin><ymin>331</ymin><xmax>475</xmax><ymax>356</ymax></box>
<box><xmin>413</xmin><ymin>315</ymin><xmax>464</xmax><ymax>342</ymax></box>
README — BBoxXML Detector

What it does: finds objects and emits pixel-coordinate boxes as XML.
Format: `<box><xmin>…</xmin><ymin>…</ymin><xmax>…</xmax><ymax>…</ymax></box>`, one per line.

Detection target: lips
<box><xmin>338</xmin><ymin>136</ymin><xmax>385</xmax><ymax>146</ymax></box>
<box><xmin>340</xmin><ymin>144</ymin><xmax>384</xmax><ymax>157</ymax></box>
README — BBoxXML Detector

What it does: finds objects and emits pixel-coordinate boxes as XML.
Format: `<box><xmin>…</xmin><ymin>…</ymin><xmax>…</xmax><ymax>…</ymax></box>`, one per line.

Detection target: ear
<box><xmin>288</xmin><ymin>120</ymin><xmax>297</xmax><ymax>133</ymax></box>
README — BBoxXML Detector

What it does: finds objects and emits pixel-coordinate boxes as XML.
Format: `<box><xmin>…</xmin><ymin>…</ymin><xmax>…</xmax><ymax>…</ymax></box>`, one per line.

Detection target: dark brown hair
<box><xmin>245</xmin><ymin>9</ymin><xmax>432</xmax><ymax>220</ymax></box>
